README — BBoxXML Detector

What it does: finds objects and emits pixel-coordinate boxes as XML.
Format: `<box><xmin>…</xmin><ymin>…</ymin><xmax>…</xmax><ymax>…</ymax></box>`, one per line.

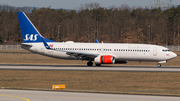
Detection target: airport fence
<box><xmin>0</xmin><ymin>45</ymin><xmax>23</xmax><ymax>50</ymax></box>
<box><xmin>0</xmin><ymin>45</ymin><xmax>180</xmax><ymax>51</ymax></box>
<box><xmin>165</xmin><ymin>46</ymin><xmax>180</xmax><ymax>51</ymax></box>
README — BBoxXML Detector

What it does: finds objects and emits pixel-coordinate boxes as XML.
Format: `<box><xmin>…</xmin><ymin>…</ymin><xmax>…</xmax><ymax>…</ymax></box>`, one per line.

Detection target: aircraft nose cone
<box><xmin>172</xmin><ymin>52</ymin><xmax>177</xmax><ymax>58</ymax></box>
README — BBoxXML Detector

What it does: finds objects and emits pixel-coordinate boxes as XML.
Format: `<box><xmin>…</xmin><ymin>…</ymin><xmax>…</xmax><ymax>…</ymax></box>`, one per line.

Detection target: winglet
<box><xmin>42</xmin><ymin>38</ymin><xmax>51</xmax><ymax>49</ymax></box>
<box><xmin>95</xmin><ymin>39</ymin><xmax>99</xmax><ymax>43</ymax></box>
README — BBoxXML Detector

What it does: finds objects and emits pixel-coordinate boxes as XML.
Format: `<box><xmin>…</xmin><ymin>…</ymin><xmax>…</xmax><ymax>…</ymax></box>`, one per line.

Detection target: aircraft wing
<box><xmin>42</xmin><ymin>38</ymin><xmax>98</xmax><ymax>60</ymax></box>
<box><xmin>66</xmin><ymin>51</ymin><xmax>98</xmax><ymax>60</ymax></box>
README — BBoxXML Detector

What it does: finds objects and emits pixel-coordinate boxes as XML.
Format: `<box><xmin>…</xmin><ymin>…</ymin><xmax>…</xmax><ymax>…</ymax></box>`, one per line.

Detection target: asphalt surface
<box><xmin>0</xmin><ymin>64</ymin><xmax>180</xmax><ymax>72</ymax></box>
<box><xmin>0</xmin><ymin>89</ymin><xmax>180</xmax><ymax>101</ymax></box>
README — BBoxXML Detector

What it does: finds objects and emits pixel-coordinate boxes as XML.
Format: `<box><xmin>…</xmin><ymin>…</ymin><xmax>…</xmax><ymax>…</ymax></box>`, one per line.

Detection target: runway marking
<box><xmin>4</xmin><ymin>94</ymin><xmax>154</xmax><ymax>101</ymax></box>
<box><xmin>0</xmin><ymin>94</ymin><xmax>30</xmax><ymax>101</ymax></box>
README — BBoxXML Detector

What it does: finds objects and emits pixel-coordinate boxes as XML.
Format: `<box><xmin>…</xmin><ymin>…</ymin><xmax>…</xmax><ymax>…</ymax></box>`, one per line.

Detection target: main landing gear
<box><xmin>157</xmin><ymin>63</ymin><xmax>161</xmax><ymax>67</ymax></box>
<box><xmin>87</xmin><ymin>61</ymin><xmax>93</xmax><ymax>66</ymax></box>
<box><xmin>87</xmin><ymin>61</ymin><xmax>101</xmax><ymax>66</ymax></box>
<box><xmin>95</xmin><ymin>64</ymin><xmax>101</xmax><ymax>66</ymax></box>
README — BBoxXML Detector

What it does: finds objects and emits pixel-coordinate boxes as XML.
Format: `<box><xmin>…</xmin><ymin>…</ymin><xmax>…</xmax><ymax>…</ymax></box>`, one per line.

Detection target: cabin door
<box><xmin>41</xmin><ymin>45</ymin><xmax>44</xmax><ymax>53</ymax></box>
<box><xmin>153</xmin><ymin>47</ymin><xmax>157</xmax><ymax>56</ymax></box>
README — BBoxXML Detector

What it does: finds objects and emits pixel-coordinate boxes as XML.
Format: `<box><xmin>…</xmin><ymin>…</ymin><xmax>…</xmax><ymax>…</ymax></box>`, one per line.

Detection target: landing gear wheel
<box><xmin>95</xmin><ymin>64</ymin><xmax>101</xmax><ymax>66</ymax></box>
<box><xmin>157</xmin><ymin>64</ymin><xmax>161</xmax><ymax>67</ymax></box>
<box><xmin>87</xmin><ymin>62</ymin><xmax>93</xmax><ymax>66</ymax></box>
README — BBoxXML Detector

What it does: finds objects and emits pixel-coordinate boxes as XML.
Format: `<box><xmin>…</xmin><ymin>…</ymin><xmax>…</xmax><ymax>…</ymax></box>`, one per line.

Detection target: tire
<box><xmin>87</xmin><ymin>62</ymin><xmax>93</xmax><ymax>66</ymax></box>
<box><xmin>95</xmin><ymin>64</ymin><xmax>101</xmax><ymax>66</ymax></box>
<box><xmin>157</xmin><ymin>64</ymin><xmax>161</xmax><ymax>67</ymax></box>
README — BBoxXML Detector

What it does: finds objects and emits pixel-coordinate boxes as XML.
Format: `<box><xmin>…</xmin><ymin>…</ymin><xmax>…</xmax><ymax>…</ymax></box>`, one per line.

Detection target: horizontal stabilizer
<box><xmin>4</xmin><ymin>41</ymin><xmax>32</xmax><ymax>46</ymax></box>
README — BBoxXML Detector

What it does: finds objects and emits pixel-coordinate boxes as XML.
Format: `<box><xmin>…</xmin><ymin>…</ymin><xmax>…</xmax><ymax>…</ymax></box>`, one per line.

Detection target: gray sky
<box><xmin>0</xmin><ymin>0</ymin><xmax>180</xmax><ymax>9</ymax></box>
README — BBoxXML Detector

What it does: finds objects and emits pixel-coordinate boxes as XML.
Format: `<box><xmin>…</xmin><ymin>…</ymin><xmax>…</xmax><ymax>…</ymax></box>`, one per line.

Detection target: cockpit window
<box><xmin>162</xmin><ymin>49</ymin><xmax>170</xmax><ymax>52</ymax></box>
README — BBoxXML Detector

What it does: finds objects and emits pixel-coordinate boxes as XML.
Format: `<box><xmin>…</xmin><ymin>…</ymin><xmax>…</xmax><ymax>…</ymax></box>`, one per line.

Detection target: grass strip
<box><xmin>1</xmin><ymin>70</ymin><xmax>180</xmax><ymax>96</ymax></box>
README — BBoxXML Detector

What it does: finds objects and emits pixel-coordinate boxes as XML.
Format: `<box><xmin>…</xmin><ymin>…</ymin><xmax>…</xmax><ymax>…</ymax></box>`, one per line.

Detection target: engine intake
<box><xmin>94</xmin><ymin>55</ymin><xmax>115</xmax><ymax>64</ymax></box>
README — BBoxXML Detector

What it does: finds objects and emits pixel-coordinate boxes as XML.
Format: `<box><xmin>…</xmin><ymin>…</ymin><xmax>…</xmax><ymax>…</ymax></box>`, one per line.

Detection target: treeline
<box><xmin>1</xmin><ymin>3</ymin><xmax>180</xmax><ymax>45</ymax></box>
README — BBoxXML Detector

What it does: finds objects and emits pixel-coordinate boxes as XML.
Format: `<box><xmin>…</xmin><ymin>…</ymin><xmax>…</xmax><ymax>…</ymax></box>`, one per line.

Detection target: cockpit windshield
<box><xmin>162</xmin><ymin>49</ymin><xmax>170</xmax><ymax>52</ymax></box>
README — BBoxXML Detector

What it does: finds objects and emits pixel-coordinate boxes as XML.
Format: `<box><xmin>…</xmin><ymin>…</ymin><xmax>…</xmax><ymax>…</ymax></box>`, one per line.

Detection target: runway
<box><xmin>0</xmin><ymin>89</ymin><xmax>180</xmax><ymax>101</ymax></box>
<box><xmin>0</xmin><ymin>64</ymin><xmax>180</xmax><ymax>72</ymax></box>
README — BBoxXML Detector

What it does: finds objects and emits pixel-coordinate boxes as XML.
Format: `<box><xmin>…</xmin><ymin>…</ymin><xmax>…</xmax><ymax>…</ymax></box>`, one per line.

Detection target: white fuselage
<box><xmin>22</xmin><ymin>42</ymin><xmax>177</xmax><ymax>62</ymax></box>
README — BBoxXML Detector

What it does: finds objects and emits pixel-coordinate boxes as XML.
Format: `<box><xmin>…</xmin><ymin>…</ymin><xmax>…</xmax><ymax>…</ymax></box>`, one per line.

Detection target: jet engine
<box><xmin>94</xmin><ymin>55</ymin><xmax>115</xmax><ymax>64</ymax></box>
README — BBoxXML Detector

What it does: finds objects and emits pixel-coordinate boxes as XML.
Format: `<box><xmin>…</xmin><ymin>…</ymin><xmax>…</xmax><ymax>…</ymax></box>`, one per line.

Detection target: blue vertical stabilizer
<box><xmin>17</xmin><ymin>12</ymin><xmax>56</xmax><ymax>43</ymax></box>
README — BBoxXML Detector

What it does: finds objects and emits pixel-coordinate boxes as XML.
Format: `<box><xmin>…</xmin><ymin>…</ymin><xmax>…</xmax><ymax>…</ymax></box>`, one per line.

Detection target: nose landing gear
<box><xmin>157</xmin><ymin>63</ymin><xmax>161</xmax><ymax>67</ymax></box>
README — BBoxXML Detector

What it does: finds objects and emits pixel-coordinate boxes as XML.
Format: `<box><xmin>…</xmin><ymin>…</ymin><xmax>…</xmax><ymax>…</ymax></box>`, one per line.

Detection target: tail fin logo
<box><xmin>49</xmin><ymin>44</ymin><xmax>54</xmax><ymax>48</ymax></box>
<box><xmin>24</xmin><ymin>34</ymin><xmax>38</xmax><ymax>41</ymax></box>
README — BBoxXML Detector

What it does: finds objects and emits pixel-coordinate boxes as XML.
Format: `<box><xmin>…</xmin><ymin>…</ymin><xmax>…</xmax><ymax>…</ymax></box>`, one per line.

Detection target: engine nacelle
<box><xmin>94</xmin><ymin>55</ymin><xmax>115</xmax><ymax>64</ymax></box>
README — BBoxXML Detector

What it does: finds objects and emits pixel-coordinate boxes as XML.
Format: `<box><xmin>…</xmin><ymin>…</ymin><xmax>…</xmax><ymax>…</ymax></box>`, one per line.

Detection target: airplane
<box><xmin>16</xmin><ymin>12</ymin><xmax>177</xmax><ymax>67</ymax></box>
